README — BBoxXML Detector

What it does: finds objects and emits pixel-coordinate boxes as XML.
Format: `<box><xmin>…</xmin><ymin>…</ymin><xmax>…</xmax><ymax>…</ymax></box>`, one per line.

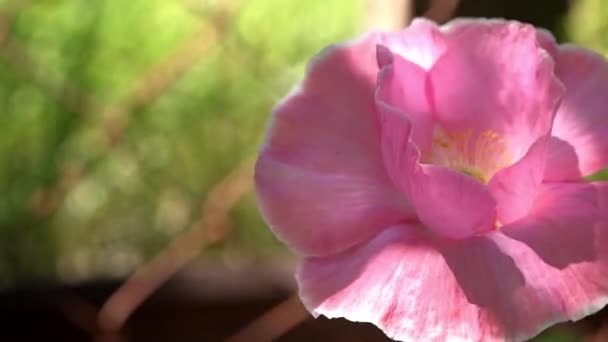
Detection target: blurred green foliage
<box><xmin>565</xmin><ymin>0</ymin><xmax>608</xmax><ymax>56</ymax></box>
<box><xmin>533</xmin><ymin>329</ymin><xmax>578</xmax><ymax>342</ymax></box>
<box><xmin>0</xmin><ymin>0</ymin><xmax>362</xmax><ymax>286</ymax></box>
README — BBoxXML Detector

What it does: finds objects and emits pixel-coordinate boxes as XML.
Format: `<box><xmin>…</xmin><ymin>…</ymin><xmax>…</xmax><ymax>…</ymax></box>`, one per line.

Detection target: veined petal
<box><xmin>298</xmin><ymin>224</ymin><xmax>585</xmax><ymax>342</ymax></box>
<box><xmin>546</xmin><ymin>46</ymin><xmax>608</xmax><ymax>180</ymax></box>
<box><xmin>376</xmin><ymin>46</ymin><xmax>434</xmax><ymax>152</ymax></box>
<box><xmin>256</xmin><ymin>156</ymin><xmax>411</xmax><ymax>257</ymax></box>
<box><xmin>379</xmin><ymin>18</ymin><xmax>446</xmax><ymax>70</ymax></box>
<box><xmin>444</xmin><ymin>19</ymin><xmax>559</xmax><ymax>60</ymax></box>
<box><xmin>255</xmin><ymin>33</ymin><xmax>415</xmax><ymax>257</ymax></box>
<box><xmin>500</xmin><ymin>181</ymin><xmax>608</xmax><ymax>322</ymax></box>
<box><xmin>502</xmin><ymin>181</ymin><xmax>608</xmax><ymax>269</ymax></box>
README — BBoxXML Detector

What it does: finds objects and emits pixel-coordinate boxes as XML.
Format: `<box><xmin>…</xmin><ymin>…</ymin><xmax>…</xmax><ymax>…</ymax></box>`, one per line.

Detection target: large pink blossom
<box><xmin>254</xmin><ymin>18</ymin><xmax>608</xmax><ymax>341</ymax></box>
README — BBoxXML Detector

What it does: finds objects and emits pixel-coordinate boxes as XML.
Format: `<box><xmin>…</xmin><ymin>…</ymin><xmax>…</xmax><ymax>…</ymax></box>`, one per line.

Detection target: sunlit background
<box><xmin>0</xmin><ymin>0</ymin><xmax>607</xmax><ymax>341</ymax></box>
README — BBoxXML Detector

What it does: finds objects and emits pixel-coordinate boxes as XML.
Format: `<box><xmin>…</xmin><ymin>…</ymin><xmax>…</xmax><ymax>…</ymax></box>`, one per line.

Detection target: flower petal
<box><xmin>535</xmin><ymin>27</ymin><xmax>559</xmax><ymax>58</ymax></box>
<box><xmin>546</xmin><ymin>46</ymin><xmax>608</xmax><ymax>180</ymax></box>
<box><xmin>543</xmin><ymin>136</ymin><xmax>583</xmax><ymax>181</ymax></box>
<box><xmin>489</xmin><ymin>136</ymin><xmax>548</xmax><ymax>224</ymax></box>
<box><xmin>499</xmin><ymin>182</ymin><xmax>608</xmax><ymax>322</ymax></box>
<box><xmin>379</xmin><ymin>18</ymin><xmax>446</xmax><ymax>70</ymax></box>
<box><xmin>298</xmin><ymin>224</ymin><xmax>577</xmax><ymax>341</ymax></box>
<box><xmin>376</xmin><ymin>46</ymin><xmax>435</xmax><ymax>151</ymax></box>
<box><xmin>444</xmin><ymin>19</ymin><xmax>559</xmax><ymax>59</ymax></box>
<box><xmin>429</xmin><ymin>19</ymin><xmax>563</xmax><ymax>163</ymax></box>
<box><xmin>502</xmin><ymin>181</ymin><xmax>608</xmax><ymax>269</ymax></box>
<box><xmin>409</xmin><ymin>164</ymin><xmax>497</xmax><ymax>240</ymax></box>
<box><xmin>375</xmin><ymin>101</ymin><xmax>496</xmax><ymax>240</ymax></box>
<box><xmin>255</xmin><ymin>33</ymin><xmax>415</xmax><ymax>257</ymax></box>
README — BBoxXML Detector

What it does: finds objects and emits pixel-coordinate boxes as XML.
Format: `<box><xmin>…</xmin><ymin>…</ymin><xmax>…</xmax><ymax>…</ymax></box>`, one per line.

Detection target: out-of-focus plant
<box><xmin>566</xmin><ymin>0</ymin><xmax>608</xmax><ymax>56</ymax></box>
<box><xmin>0</xmin><ymin>0</ymin><xmax>362</xmax><ymax>287</ymax></box>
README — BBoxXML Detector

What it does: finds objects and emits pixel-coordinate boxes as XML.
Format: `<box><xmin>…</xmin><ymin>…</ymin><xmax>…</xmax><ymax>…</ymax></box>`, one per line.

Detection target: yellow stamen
<box><xmin>424</xmin><ymin>128</ymin><xmax>513</xmax><ymax>183</ymax></box>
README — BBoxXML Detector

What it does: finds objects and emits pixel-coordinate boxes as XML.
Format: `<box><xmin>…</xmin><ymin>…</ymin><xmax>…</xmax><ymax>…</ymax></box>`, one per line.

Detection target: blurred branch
<box><xmin>0</xmin><ymin>0</ymin><xmax>28</xmax><ymax>44</ymax></box>
<box><xmin>226</xmin><ymin>295</ymin><xmax>310</xmax><ymax>342</ymax></box>
<box><xmin>366</xmin><ymin>0</ymin><xmax>412</xmax><ymax>30</ymax></box>
<box><xmin>97</xmin><ymin>156</ymin><xmax>256</xmax><ymax>333</ymax></box>
<box><xmin>424</xmin><ymin>0</ymin><xmax>460</xmax><ymax>24</ymax></box>
<box><xmin>99</xmin><ymin>10</ymin><xmax>230</xmax><ymax>146</ymax></box>
<box><xmin>55</xmin><ymin>293</ymin><xmax>101</xmax><ymax>335</ymax></box>
<box><xmin>55</xmin><ymin>292</ymin><xmax>127</xmax><ymax>342</ymax></box>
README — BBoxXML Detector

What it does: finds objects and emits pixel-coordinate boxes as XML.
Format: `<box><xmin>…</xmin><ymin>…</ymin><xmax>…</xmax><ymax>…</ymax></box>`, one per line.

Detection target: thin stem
<box><xmin>424</xmin><ymin>0</ymin><xmax>460</xmax><ymax>24</ymax></box>
<box><xmin>366</xmin><ymin>0</ymin><xmax>412</xmax><ymax>31</ymax></box>
<box><xmin>97</xmin><ymin>157</ymin><xmax>255</xmax><ymax>333</ymax></box>
<box><xmin>226</xmin><ymin>295</ymin><xmax>310</xmax><ymax>342</ymax></box>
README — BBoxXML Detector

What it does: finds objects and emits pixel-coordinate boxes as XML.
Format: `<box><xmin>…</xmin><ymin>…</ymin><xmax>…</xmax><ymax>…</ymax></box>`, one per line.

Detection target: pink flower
<box><xmin>254</xmin><ymin>18</ymin><xmax>608</xmax><ymax>341</ymax></box>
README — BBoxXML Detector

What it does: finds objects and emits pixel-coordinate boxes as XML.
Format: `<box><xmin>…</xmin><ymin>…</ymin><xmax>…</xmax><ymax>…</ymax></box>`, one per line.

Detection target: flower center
<box><xmin>421</xmin><ymin>128</ymin><xmax>513</xmax><ymax>183</ymax></box>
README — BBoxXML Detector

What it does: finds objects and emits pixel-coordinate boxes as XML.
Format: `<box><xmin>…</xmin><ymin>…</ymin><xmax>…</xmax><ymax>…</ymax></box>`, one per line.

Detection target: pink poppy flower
<box><xmin>254</xmin><ymin>18</ymin><xmax>608</xmax><ymax>341</ymax></box>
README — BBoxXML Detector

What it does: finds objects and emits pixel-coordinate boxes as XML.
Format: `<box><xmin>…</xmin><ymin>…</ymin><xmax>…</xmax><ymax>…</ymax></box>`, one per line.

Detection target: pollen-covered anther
<box><xmin>422</xmin><ymin>128</ymin><xmax>512</xmax><ymax>183</ymax></box>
